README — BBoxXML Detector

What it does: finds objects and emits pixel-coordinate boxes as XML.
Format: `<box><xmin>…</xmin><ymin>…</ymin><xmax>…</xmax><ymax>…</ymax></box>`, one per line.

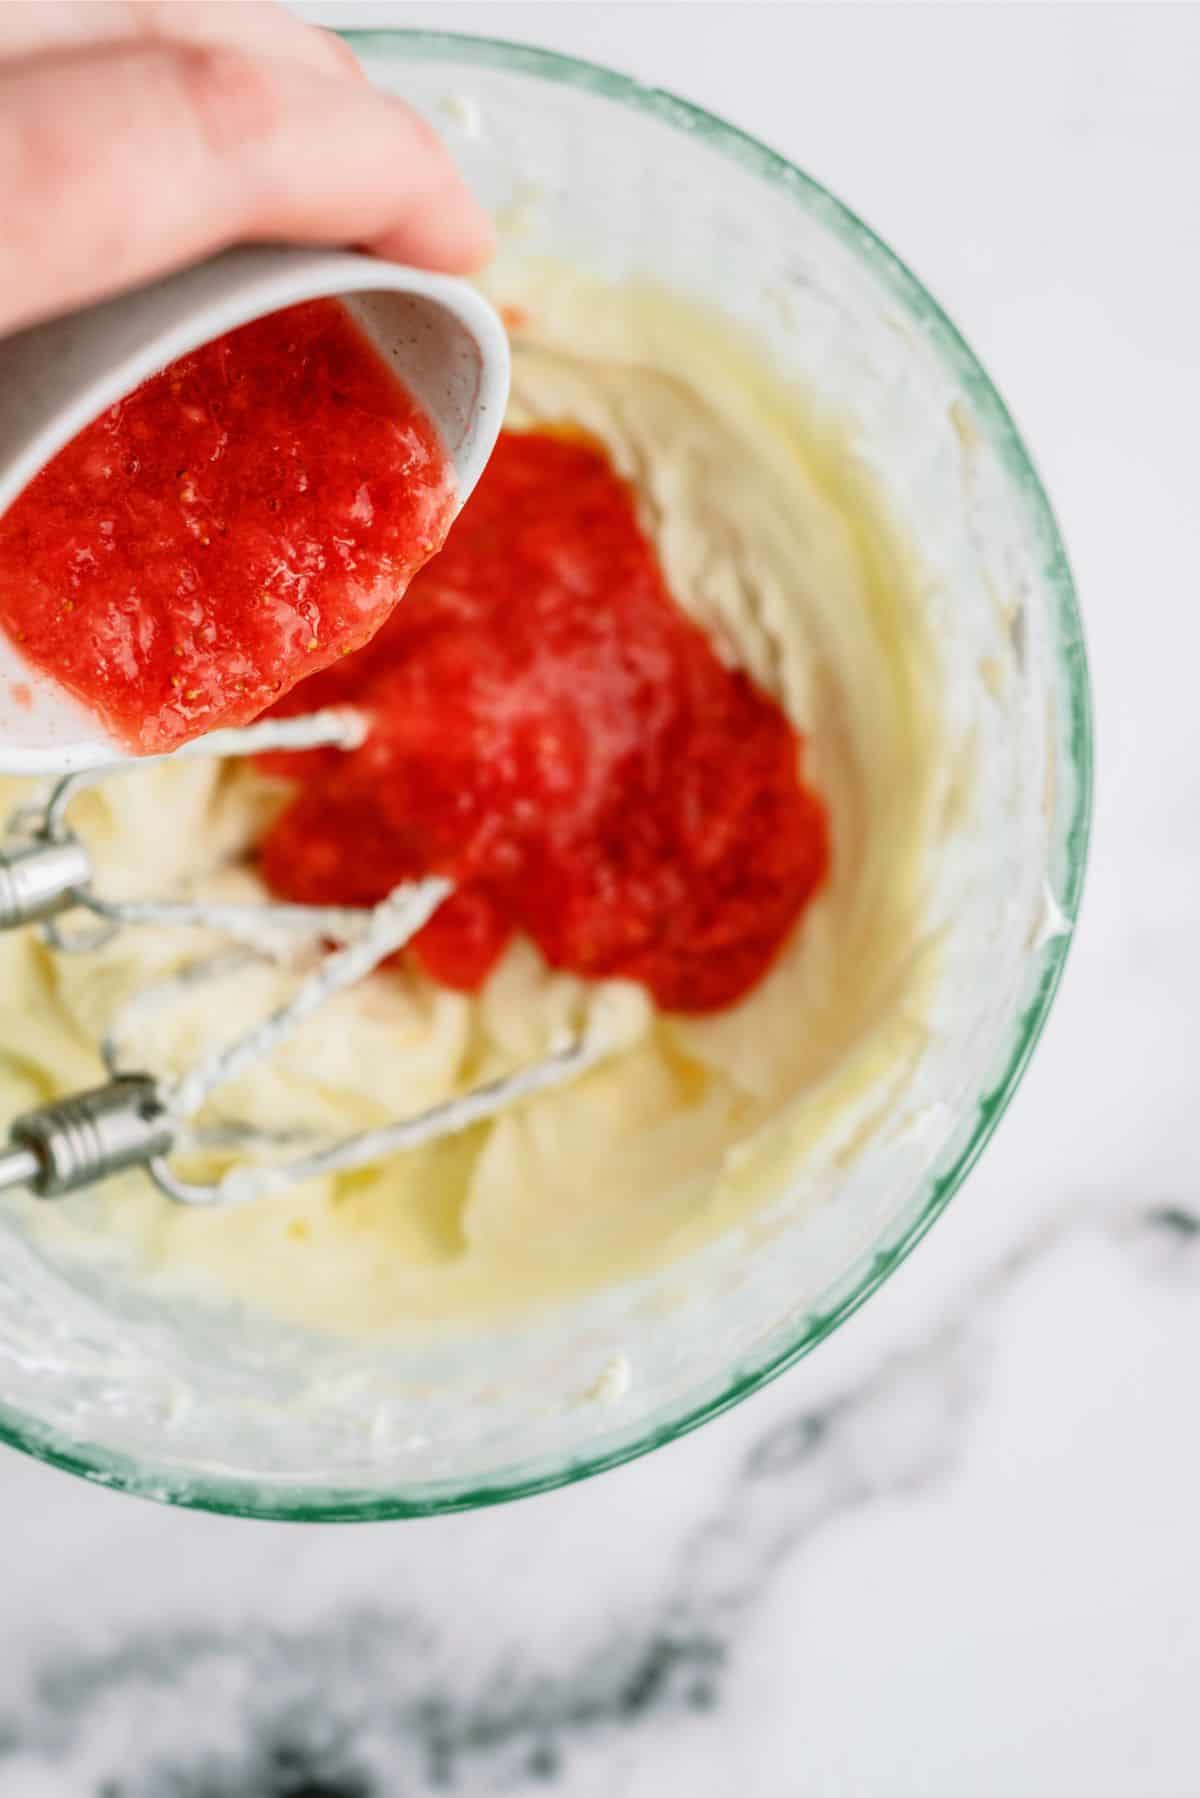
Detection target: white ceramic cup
<box><xmin>0</xmin><ymin>243</ymin><xmax>511</xmax><ymax>774</ymax></box>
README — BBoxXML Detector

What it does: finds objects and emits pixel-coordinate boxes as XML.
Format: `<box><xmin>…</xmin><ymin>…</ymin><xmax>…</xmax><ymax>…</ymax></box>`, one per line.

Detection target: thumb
<box><xmin>0</xmin><ymin>38</ymin><xmax>495</xmax><ymax>333</ymax></box>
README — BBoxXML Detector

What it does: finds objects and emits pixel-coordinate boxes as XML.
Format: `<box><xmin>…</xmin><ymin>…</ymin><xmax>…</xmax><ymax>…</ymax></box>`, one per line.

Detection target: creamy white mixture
<box><xmin>0</xmin><ymin>276</ymin><xmax>940</xmax><ymax>1333</ymax></box>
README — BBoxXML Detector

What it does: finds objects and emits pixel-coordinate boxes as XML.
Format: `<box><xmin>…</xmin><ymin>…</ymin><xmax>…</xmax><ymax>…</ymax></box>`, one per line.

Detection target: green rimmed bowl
<box><xmin>0</xmin><ymin>30</ymin><xmax>1090</xmax><ymax>1519</ymax></box>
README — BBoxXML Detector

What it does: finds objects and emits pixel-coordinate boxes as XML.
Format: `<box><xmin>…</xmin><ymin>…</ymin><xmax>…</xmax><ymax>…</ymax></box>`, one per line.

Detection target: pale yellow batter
<box><xmin>0</xmin><ymin>276</ymin><xmax>941</xmax><ymax>1333</ymax></box>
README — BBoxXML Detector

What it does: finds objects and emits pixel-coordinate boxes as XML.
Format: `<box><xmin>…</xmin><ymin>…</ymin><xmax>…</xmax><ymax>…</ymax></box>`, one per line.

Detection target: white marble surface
<box><xmin>1</xmin><ymin>3</ymin><xmax>1197</xmax><ymax>1792</ymax></box>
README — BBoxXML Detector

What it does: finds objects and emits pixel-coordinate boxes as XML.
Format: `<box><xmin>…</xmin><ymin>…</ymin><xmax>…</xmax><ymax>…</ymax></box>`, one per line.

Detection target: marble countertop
<box><xmin>2</xmin><ymin>4</ymin><xmax>1196</xmax><ymax>1793</ymax></box>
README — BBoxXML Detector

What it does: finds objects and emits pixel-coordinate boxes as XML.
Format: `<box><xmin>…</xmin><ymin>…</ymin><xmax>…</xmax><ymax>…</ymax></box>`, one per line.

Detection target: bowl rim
<box><xmin>0</xmin><ymin>26</ymin><xmax>1093</xmax><ymax>1522</ymax></box>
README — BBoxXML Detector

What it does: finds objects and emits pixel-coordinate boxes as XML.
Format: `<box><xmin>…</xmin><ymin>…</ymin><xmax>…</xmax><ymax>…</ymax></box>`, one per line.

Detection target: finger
<box><xmin>0</xmin><ymin>0</ymin><xmax>361</xmax><ymax>84</ymax></box>
<box><xmin>0</xmin><ymin>39</ymin><xmax>494</xmax><ymax>334</ymax></box>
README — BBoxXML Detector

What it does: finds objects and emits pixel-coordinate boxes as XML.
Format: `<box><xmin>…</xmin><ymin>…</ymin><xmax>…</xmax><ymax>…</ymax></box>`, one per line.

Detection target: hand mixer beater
<box><xmin>0</xmin><ymin>704</ymin><xmax>610</xmax><ymax>1207</ymax></box>
<box><xmin>0</xmin><ymin>244</ymin><xmax>588</xmax><ymax>1208</ymax></box>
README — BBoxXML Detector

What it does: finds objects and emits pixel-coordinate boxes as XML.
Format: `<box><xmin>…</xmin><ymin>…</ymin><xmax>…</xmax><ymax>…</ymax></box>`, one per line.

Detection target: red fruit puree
<box><xmin>0</xmin><ymin>300</ymin><xmax>456</xmax><ymax>753</ymax></box>
<box><xmin>259</xmin><ymin>430</ymin><xmax>829</xmax><ymax>1014</ymax></box>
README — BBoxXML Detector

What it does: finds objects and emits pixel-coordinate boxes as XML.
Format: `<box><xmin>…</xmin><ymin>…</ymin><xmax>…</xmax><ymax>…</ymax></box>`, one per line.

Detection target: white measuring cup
<box><xmin>0</xmin><ymin>244</ymin><xmax>510</xmax><ymax>774</ymax></box>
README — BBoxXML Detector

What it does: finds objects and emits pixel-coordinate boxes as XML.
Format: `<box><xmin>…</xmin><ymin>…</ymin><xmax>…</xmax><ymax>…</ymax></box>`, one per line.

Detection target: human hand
<box><xmin>0</xmin><ymin>1</ymin><xmax>495</xmax><ymax>336</ymax></box>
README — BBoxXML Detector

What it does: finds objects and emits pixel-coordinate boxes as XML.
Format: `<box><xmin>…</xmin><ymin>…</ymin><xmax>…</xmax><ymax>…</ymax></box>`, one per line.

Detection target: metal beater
<box><xmin>0</xmin><ymin>708</ymin><xmax>606</xmax><ymax>1207</ymax></box>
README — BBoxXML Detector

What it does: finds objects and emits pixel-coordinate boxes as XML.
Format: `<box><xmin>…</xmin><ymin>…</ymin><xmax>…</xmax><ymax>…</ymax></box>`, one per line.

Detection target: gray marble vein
<box><xmin>0</xmin><ymin>1199</ymin><xmax>1190</xmax><ymax>1796</ymax></box>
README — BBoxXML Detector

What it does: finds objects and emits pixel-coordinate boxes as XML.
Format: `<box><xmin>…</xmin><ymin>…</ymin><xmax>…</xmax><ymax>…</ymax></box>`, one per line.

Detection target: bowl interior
<box><xmin>0</xmin><ymin>32</ymin><xmax>1089</xmax><ymax>1518</ymax></box>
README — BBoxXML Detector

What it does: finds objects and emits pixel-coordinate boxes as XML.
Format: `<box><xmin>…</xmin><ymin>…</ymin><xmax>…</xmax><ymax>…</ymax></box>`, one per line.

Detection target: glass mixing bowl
<box><xmin>0</xmin><ymin>31</ymin><xmax>1090</xmax><ymax>1518</ymax></box>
